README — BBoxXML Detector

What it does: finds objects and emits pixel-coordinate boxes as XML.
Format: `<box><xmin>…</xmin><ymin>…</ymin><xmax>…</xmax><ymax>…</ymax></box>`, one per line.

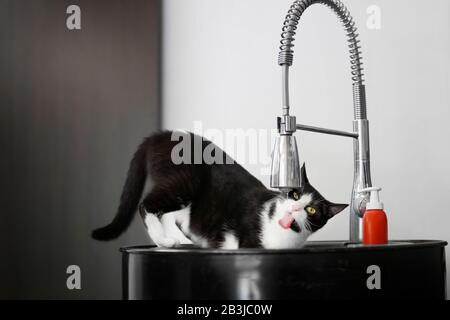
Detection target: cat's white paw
<box><xmin>154</xmin><ymin>237</ymin><xmax>180</xmax><ymax>248</ymax></box>
<box><xmin>139</xmin><ymin>210</ymin><xmax>181</xmax><ymax>248</ymax></box>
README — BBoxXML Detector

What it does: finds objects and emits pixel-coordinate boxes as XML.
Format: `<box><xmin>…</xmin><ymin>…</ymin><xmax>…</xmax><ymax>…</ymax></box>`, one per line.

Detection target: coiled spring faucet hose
<box><xmin>278</xmin><ymin>0</ymin><xmax>367</xmax><ymax>120</ymax></box>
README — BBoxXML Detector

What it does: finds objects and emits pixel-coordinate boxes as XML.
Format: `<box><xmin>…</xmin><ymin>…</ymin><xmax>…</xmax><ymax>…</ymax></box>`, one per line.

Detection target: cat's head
<box><xmin>285</xmin><ymin>164</ymin><xmax>348</xmax><ymax>233</ymax></box>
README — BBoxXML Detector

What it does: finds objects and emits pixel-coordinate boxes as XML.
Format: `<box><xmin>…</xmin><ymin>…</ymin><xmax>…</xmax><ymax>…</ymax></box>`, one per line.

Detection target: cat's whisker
<box><xmin>302</xmin><ymin>219</ymin><xmax>311</xmax><ymax>232</ymax></box>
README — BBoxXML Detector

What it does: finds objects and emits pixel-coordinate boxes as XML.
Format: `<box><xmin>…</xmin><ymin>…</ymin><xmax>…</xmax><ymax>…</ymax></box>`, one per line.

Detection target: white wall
<box><xmin>162</xmin><ymin>0</ymin><xmax>450</xmax><ymax>289</ymax></box>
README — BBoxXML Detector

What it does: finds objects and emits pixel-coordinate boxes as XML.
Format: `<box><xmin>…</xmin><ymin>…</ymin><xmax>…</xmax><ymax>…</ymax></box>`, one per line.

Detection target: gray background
<box><xmin>0</xmin><ymin>0</ymin><xmax>160</xmax><ymax>299</ymax></box>
<box><xmin>162</xmin><ymin>0</ymin><xmax>450</xmax><ymax>292</ymax></box>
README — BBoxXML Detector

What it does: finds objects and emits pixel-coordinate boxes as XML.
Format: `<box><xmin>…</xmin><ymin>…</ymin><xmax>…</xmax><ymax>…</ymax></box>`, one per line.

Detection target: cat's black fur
<box><xmin>92</xmin><ymin>131</ymin><xmax>346</xmax><ymax>247</ymax></box>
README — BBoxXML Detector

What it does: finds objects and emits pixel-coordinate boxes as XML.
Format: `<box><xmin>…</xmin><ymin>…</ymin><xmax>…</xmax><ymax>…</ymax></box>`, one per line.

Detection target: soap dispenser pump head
<box><xmin>360</xmin><ymin>187</ymin><xmax>384</xmax><ymax>210</ymax></box>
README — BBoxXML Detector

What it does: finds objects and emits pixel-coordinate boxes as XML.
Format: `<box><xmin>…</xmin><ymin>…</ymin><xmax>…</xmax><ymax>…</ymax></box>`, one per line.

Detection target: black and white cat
<box><xmin>92</xmin><ymin>131</ymin><xmax>347</xmax><ymax>249</ymax></box>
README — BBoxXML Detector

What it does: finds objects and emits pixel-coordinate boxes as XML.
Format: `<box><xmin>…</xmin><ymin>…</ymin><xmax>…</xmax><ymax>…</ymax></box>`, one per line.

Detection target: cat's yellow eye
<box><xmin>306</xmin><ymin>206</ymin><xmax>316</xmax><ymax>215</ymax></box>
<box><xmin>292</xmin><ymin>192</ymin><xmax>299</xmax><ymax>200</ymax></box>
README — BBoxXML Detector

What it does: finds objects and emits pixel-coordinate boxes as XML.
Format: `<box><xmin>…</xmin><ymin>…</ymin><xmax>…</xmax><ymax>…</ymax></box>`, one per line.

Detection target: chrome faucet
<box><xmin>270</xmin><ymin>0</ymin><xmax>372</xmax><ymax>242</ymax></box>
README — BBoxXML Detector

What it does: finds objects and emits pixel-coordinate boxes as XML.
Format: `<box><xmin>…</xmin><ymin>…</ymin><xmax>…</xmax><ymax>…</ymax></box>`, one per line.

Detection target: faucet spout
<box><xmin>271</xmin><ymin>0</ymin><xmax>373</xmax><ymax>242</ymax></box>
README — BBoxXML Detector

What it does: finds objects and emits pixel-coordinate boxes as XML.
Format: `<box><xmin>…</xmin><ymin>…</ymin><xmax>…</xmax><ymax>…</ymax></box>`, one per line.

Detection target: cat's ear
<box><xmin>327</xmin><ymin>203</ymin><xmax>348</xmax><ymax>218</ymax></box>
<box><xmin>301</xmin><ymin>163</ymin><xmax>309</xmax><ymax>185</ymax></box>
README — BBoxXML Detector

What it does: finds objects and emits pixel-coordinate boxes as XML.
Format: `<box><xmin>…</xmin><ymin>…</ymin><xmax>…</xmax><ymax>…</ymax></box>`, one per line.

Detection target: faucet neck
<box><xmin>278</xmin><ymin>0</ymin><xmax>367</xmax><ymax>121</ymax></box>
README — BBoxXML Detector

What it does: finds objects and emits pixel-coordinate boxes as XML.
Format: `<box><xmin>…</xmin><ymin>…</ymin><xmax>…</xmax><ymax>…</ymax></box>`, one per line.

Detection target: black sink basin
<box><xmin>121</xmin><ymin>240</ymin><xmax>447</xmax><ymax>300</ymax></box>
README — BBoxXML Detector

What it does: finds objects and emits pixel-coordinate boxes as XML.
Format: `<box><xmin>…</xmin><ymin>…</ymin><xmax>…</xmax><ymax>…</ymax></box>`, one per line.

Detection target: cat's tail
<box><xmin>91</xmin><ymin>144</ymin><xmax>147</xmax><ymax>241</ymax></box>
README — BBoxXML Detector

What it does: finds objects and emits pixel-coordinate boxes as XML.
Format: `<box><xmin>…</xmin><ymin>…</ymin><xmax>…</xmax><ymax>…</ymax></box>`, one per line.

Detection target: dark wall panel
<box><xmin>0</xmin><ymin>0</ymin><xmax>160</xmax><ymax>299</ymax></box>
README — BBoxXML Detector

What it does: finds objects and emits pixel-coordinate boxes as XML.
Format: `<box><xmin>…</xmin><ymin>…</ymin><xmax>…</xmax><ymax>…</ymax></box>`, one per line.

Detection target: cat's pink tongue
<box><xmin>278</xmin><ymin>212</ymin><xmax>295</xmax><ymax>229</ymax></box>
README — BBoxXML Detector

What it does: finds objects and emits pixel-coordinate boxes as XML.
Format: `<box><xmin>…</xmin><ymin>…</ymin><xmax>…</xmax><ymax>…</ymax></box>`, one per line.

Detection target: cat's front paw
<box><xmin>154</xmin><ymin>237</ymin><xmax>181</xmax><ymax>248</ymax></box>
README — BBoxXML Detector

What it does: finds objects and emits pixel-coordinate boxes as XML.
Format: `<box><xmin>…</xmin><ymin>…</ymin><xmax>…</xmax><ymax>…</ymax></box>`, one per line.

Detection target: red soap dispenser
<box><xmin>361</xmin><ymin>187</ymin><xmax>388</xmax><ymax>245</ymax></box>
